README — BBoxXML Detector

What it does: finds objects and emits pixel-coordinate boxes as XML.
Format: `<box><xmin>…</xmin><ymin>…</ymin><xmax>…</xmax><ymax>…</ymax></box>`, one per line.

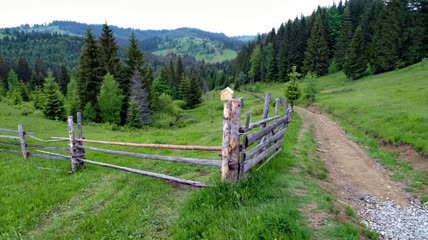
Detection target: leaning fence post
<box><xmin>67</xmin><ymin>116</ymin><xmax>78</xmax><ymax>172</ymax></box>
<box><xmin>221</xmin><ymin>98</ymin><xmax>242</xmax><ymax>182</ymax></box>
<box><xmin>77</xmin><ymin>112</ymin><xmax>84</xmax><ymax>167</ymax></box>
<box><xmin>18</xmin><ymin>124</ymin><xmax>28</xmax><ymax>160</ymax></box>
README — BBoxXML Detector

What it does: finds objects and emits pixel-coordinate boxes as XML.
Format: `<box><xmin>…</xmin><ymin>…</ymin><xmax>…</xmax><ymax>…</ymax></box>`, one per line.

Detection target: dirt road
<box><xmin>294</xmin><ymin>107</ymin><xmax>410</xmax><ymax>208</ymax></box>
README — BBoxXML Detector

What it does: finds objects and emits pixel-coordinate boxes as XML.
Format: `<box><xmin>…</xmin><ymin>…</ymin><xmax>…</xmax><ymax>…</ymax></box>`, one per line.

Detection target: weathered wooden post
<box><xmin>76</xmin><ymin>112</ymin><xmax>84</xmax><ymax>167</ymax></box>
<box><xmin>274</xmin><ymin>98</ymin><xmax>280</xmax><ymax>116</ymax></box>
<box><xmin>240</xmin><ymin>111</ymin><xmax>251</xmax><ymax>175</ymax></box>
<box><xmin>18</xmin><ymin>124</ymin><xmax>28</xmax><ymax>160</ymax></box>
<box><xmin>221</xmin><ymin>98</ymin><xmax>242</xmax><ymax>182</ymax></box>
<box><xmin>67</xmin><ymin>116</ymin><xmax>78</xmax><ymax>172</ymax></box>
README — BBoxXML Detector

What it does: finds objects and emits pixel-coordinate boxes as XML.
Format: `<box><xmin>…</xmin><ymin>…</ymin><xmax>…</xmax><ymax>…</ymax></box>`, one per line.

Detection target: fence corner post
<box><xmin>67</xmin><ymin>116</ymin><xmax>78</xmax><ymax>172</ymax></box>
<box><xmin>221</xmin><ymin>98</ymin><xmax>242</xmax><ymax>183</ymax></box>
<box><xmin>76</xmin><ymin>112</ymin><xmax>84</xmax><ymax>167</ymax></box>
<box><xmin>18</xmin><ymin>124</ymin><xmax>28</xmax><ymax>160</ymax></box>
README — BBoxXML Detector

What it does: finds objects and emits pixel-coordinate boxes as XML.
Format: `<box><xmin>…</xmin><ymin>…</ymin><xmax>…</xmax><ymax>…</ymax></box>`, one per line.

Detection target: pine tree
<box><xmin>16</xmin><ymin>57</ymin><xmax>31</xmax><ymax>83</ymax></box>
<box><xmin>188</xmin><ymin>75</ymin><xmax>202</xmax><ymax>109</ymax></box>
<box><xmin>126</xmin><ymin>98</ymin><xmax>142</xmax><ymax>128</ymax></box>
<box><xmin>7</xmin><ymin>69</ymin><xmax>19</xmax><ymax>94</ymax></box>
<box><xmin>303</xmin><ymin>14</ymin><xmax>330</xmax><ymax>76</ymax></box>
<box><xmin>64</xmin><ymin>74</ymin><xmax>80</xmax><ymax>117</ymax></box>
<box><xmin>97</xmin><ymin>73</ymin><xmax>123</xmax><ymax>124</ymax></box>
<box><xmin>32</xmin><ymin>58</ymin><xmax>47</xmax><ymax>87</ymax></box>
<box><xmin>77</xmin><ymin>28</ymin><xmax>103</xmax><ymax>108</ymax></box>
<box><xmin>0</xmin><ymin>57</ymin><xmax>9</xmax><ymax>82</ymax></box>
<box><xmin>263</xmin><ymin>43</ymin><xmax>277</xmax><ymax>82</ymax></box>
<box><xmin>343</xmin><ymin>26</ymin><xmax>368</xmax><ymax>79</ymax></box>
<box><xmin>58</xmin><ymin>64</ymin><xmax>69</xmax><ymax>94</ymax></box>
<box><xmin>99</xmin><ymin>23</ymin><xmax>122</xmax><ymax>76</ymax></box>
<box><xmin>128</xmin><ymin>70</ymin><xmax>150</xmax><ymax>125</ymax></box>
<box><xmin>42</xmin><ymin>73</ymin><xmax>64</xmax><ymax>120</ymax></box>
<box><xmin>248</xmin><ymin>45</ymin><xmax>262</xmax><ymax>83</ymax></box>
<box><xmin>335</xmin><ymin>6</ymin><xmax>353</xmax><ymax>70</ymax></box>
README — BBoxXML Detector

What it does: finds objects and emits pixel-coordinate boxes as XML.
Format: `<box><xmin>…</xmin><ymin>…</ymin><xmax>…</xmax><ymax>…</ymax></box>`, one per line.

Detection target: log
<box><xmin>50</xmin><ymin>137</ymin><xmax>222</xmax><ymax>151</ymax></box>
<box><xmin>261</xmin><ymin>92</ymin><xmax>271</xmax><ymax>128</ymax></box>
<box><xmin>256</xmin><ymin>148</ymin><xmax>282</xmax><ymax>171</ymax></box>
<box><xmin>0</xmin><ymin>149</ymin><xmax>22</xmax><ymax>154</ymax></box>
<box><xmin>227</xmin><ymin>98</ymin><xmax>242</xmax><ymax>181</ymax></box>
<box><xmin>80</xmin><ymin>145</ymin><xmax>222</xmax><ymax>167</ymax></box>
<box><xmin>221</xmin><ymin>101</ymin><xmax>232</xmax><ymax>180</ymax></box>
<box><xmin>67</xmin><ymin>116</ymin><xmax>78</xmax><ymax>171</ymax></box>
<box><xmin>244</xmin><ymin>128</ymin><xmax>287</xmax><ymax>159</ymax></box>
<box><xmin>246</xmin><ymin>115</ymin><xmax>288</xmax><ymax>147</ymax></box>
<box><xmin>274</xmin><ymin>98</ymin><xmax>280</xmax><ymax>116</ymax></box>
<box><xmin>79</xmin><ymin>158</ymin><xmax>208</xmax><ymax>187</ymax></box>
<box><xmin>244</xmin><ymin>139</ymin><xmax>284</xmax><ymax>172</ymax></box>
<box><xmin>29</xmin><ymin>152</ymin><xmax>69</xmax><ymax>161</ymax></box>
<box><xmin>240</xmin><ymin>111</ymin><xmax>251</xmax><ymax>174</ymax></box>
<box><xmin>76</xmin><ymin>112</ymin><xmax>84</xmax><ymax>167</ymax></box>
<box><xmin>245</xmin><ymin>115</ymin><xmax>280</xmax><ymax>131</ymax></box>
<box><xmin>18</xmin><ymin>125</ymin><xmax>28</xmax><ymax>160</ymax></box>
<box><xmin>0</xmin><ymin>141</ymin><xmax>68</xmax><ymax>152</ymax></box>
<box><xmin>281</xmin><ymin>98</ymin><xmax>288</xmax><ymax>114</ymax></box>
<box><xmin>28</xmin><ymin>135</ymin><xmax>68</xmax><ymax>142</ymax></box>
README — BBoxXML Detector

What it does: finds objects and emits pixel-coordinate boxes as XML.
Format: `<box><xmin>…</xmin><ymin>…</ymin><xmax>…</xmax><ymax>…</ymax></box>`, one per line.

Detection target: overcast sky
<box><xmin>1</xmin><ymin>0</ymin><xmax>334</xmax><ymax>36</ymax></box>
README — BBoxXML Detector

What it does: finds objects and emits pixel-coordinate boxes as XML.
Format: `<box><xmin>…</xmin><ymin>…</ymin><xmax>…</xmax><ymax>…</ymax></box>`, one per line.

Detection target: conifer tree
<box><xmin>58</xmin><ymin>64</ymin><xmax>69</xmax><ymax>94</ymax></box>
<box><xmin>0</xmin><ymin>57</ymin><xmax>9</xmax><ymax>82</ymax></box>
<box><xmin>64</xmin><ymin>74</ymin><xmax>80</xmax><ymax>117</ymax></box>
<box><xmin>248</xmin><ymin>45</ymin><xmax>262</xmax><ymax>82</ymax></box>
<box><xmin>16</xmin><ymin>57</ymin><xmax>31</xmax><ymax>83</ymax></box>
<box><xmin>188</xmin><ymin>75</ymin><xmax>202</xmax><ymax>109</ymax></box>
<box><xmin>42</xmin><ymin>73</ymin><xmax>64</xmax><ymax>120</ymax></box>
<box><xmin>303</xmin><ymin>14</ymin><xmax>330</xmax><ymax>76</ymax></box>
<box><xmin>343</xmin><ymin>26</ymin><xmax>368</xmax><ymax>79</ymax></box>
<box><xmin>99</xmin><ymin>23</ymin><xmax>122</xmax><ymax>77</ymax></box>
<box><xmin>284</xmin><ymin>65</ymin><xmax>301</xmax><ymax>108</ymax></box>
<box><xmin>335</xmin><ymin>6</ymin><xmax>353</xmax><ymax>70</ymax></box>
<box><xmin>97</xmin><ymin>73</ymin><xmax>123</xmax><ymax>124</ymax></box>
<box><xmin>128</xmin><ymin>70</ymin><xmax>150</xmax><ymax>125</ymax></box>
<box><xmin>77</xmin><ymin>28</ymin><xmax>103</xmax><ymax>108</ymax></box>
<box><xmin>126</xmin><ymin>98</ymin><xmax>142</xmax><ymax>128</ymax></box>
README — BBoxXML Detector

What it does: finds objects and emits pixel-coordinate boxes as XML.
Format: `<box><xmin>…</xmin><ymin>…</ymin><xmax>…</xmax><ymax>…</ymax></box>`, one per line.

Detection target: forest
<box><xmin>0</xmin><ymin>0</ymin><xmax>426</xmax><ymax>129</ymax></box>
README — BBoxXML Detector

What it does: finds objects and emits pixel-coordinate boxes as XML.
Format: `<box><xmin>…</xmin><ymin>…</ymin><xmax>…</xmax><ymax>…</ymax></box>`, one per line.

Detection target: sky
<box><xmin>1</xmin><ymin>0</ymin><xmax>335</xmax><ymax>36</ymax></box>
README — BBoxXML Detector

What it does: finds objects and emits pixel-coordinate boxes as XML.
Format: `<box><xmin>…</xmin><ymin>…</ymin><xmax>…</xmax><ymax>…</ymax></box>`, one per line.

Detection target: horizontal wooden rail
<box><xmin>0</xmin><ymin>135</ymin><xmax>20</xmax><ymax>140</ymax></box>
<box><xmin>0</xmin><ymin>141</ymin><xmax>69</xmax><ymax>152</ymax></box>
<box><xmin>79</xmin><ymin>158</ymin><xmax>208</xmax><ymax>187</ymax></box>
<box><xmin>80</xmin><ymin>145</ymin><xmax>222</xmax><ymax>167</ymax></box>
<box><xmin>256</xmin><ymin>148</ymin><xmax>282</xmax><ymax>171</ymax></box>
<box><xmin>244</xmin><ymin>139</ymin><xmax>284</xmax><ymax>172</ymax></box>
<box><xmin>246</xmin><ymin>115</ymin><xmax>287</xmax><ymax>147</ymax></box>
<box><xmin>52</xmin><ymin>137</ymin><xmax>222</xmax><ymax>151</ymax></box>
<box><xmin>0</xmin><ymin>128</ymin><xmax>34</xmax><ymax>135</ymax></box>
<box><xmin>245</xmin><ymin>115</ymin><xmax>280</xmax><ymax>132</ymax></box>
<box><xmin>0</xmin><ymin>148</ymin><xmax>68</xmax><ymax>161</ymax></box>
<box><xmin>244</xmin><ymin>127</ymin><xmax>287</xmax><ymax>159</ymax></box>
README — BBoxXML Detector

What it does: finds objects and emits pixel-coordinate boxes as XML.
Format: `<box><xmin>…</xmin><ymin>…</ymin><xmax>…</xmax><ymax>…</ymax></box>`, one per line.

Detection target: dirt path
<box><xmin>294</xmin><ymin>107</ymin><xmax>410</xmax><ymax>209</ymax></box>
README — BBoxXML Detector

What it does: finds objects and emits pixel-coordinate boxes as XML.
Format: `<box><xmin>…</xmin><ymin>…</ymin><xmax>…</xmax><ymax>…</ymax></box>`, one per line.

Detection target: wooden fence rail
<box><xmin>0</xmin><ymin>92</ymin><xmax>292</xmax><ymax>186</ymax></box>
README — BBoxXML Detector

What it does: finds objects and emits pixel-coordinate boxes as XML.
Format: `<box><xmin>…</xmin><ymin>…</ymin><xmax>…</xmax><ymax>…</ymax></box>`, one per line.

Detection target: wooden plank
<box><xmin>67</xmin><ymin>116</ymin><xmax>78</xmax><ymax>171</ymax></box>
<box><xmin>244</xmin><ymin>127</ymin><xmax>287</xmax><ymax>159</ymax></box>
<box><xmin>274</xmin><ymin>98</ymin><xmax>280</xmax><ymax>116</ymax></box>
<box><xmin>246</xmin><ymin>115</ymin><xmax>280</xmax><ymax>131</ymax></box>
<box><xmin>281</xmin><ymin>98</ymin><xmax>288</xmax><ymax>114</ymax></box>
<box><xmin>50</xmin><ymin>137</ymin><xmax>222</xmax><ymax>151</ymax></box>
<box><xmin>256</xmin><ymin>148</ymin><xmax>282</xmax><ymax>171</ymax></box>
<box><xmin>18</xmin><ymin>125</ymin><xmax>28</xmax><ymax>160</ymax></box>
<box><xmin>0</xmin><ymin>149</ymin><xmax>22</xmax><ymax>154</ymax></box>
<box><xmin>244</xmin><ymin>139</ymin><xmax>284</xmax><ymax>172</ymax></box>
<box><xmin>221</xmin><ymin>101</ymin><xmax>232</xmax><ymax>180</ymax></box>
<box><xmin>28</xmin><ymin>135</ymin><xmax>68</xmax><ymax>142</ymax></box>
<box><xmin>79</xmin><ymin>158</ymin><xmax>208</xmax><ymax>187</ymax></box>
<box><xmin>240</xmin><ymin>111</ymin><xmax>251</xmax><ymax>174</ymax></box>
<box><xmin>29</xmin><ymin>152</ymin><xmax>69</xmax><ymax>161</ymax></box>
<box><xmin>0</xmin><ymin>141</ymin><xmax>68</xmax><ymax>152</ymax></box>
<box><xmin>261</xmin><ymin>92</ymin><xmax>271</xmax><ymax>128</ymax></box>
<box><xmin>246</xmin><ymin>115</ymin><xmax>288</xmax><ymax>147</ymax></box>
<box><xmin>80</xmin><ymin>145</ymin><xmax>222</xmax><ymax>167</ymax></box>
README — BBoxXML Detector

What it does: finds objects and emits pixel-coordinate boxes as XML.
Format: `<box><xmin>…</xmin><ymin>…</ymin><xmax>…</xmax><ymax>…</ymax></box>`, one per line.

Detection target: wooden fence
<box><xmin>0</xmin><ymin>93</ymin><xmax>292</xmax><ymax>186</ymax></box>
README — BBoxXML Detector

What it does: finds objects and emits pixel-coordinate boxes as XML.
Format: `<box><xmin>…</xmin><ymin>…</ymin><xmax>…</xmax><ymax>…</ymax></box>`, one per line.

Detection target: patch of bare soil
<box><xmin>295</xmin><ymin>107</ymin><xmax>410</xmax><ymax>209</ymax></box>
<box><xmin>381</xmin><ymin>143</ymin><xmax>428</xmax><ymax>172</ymax></box>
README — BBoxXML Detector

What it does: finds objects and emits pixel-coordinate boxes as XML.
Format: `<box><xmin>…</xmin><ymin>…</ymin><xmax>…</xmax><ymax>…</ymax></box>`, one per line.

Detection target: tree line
<box><xmin>235</xmin><ymin>0</ymin><xmax>427</xmax><ymax>82</ymax></box>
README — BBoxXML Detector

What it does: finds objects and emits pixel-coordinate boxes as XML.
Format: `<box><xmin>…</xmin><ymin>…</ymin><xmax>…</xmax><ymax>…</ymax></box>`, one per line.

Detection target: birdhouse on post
<box><xmin>220</xmin><ymin>87</ymin><xmax>234</xmax><ymax>101</ymax></box>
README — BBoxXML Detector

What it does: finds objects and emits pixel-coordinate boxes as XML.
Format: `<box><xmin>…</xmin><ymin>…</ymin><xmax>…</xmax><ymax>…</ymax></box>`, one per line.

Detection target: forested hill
<box><xmin>2</xmin><ymin>21</ymin><xmax>249</xmax><ymax>63</ymax></box>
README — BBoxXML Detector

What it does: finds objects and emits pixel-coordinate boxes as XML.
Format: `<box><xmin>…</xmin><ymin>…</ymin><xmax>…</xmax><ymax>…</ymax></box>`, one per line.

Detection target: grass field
<box><xmin>0</xmin><ymin>87</ymin><xmax>370</xmax><ymax>239</ymax></box>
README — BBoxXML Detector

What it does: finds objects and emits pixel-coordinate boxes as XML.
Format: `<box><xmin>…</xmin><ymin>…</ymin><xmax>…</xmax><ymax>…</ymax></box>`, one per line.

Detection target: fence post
<box><xmin>77</xmin><ymin>112</ymin><xmax>84</xmax><ymax>167</ymax></box>
<box><xmin>67</xmin><ymin>116</ymin><xmax>78</xmax><ymax>172</ymax></box>
<box><xmin>221</xmin><ymin>98</ymin><xmax>242</xmax><ymax>182</ymax></box>
<box><xmin>18</xmin><ymin>124</ymin><xmax>28</xmax><ymax>160</ymax></box>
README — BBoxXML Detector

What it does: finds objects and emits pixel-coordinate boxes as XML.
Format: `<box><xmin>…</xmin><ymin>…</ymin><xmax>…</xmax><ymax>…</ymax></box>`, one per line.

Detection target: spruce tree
<box><xmin>343</xmin><ymin>26</ymin><xmax>368</xmax><ymax>79</ymax></box>
<box><xmin>77</xmin><ymin>28</ymin><xmax>103</xmax><ymax>108</ymax></box>
<box><xmin>335</xmin><ymin>6</ymin><xmax>353</xmax><ymax>70</ymax></box>
<box><xmin>284</xmin><ymin>65</ymin><xmax>301</xmax><ymax>108</ymax></box>
<box><xmin>64</xmin><ymin>74</ymin><xmax>80</xmax><ymax>117</ymax></box>
<box><xmin>128</xmin><ymin>70</ymin><xmax>150</xmax><ymax>125</ymax></box>
<box><xmin>97</xmin><ymin>73</ymin><xmax>123</xmax><ymax>124</ymax></box>
<box><xmin>99</xmin><ymin>23</ymin><xmax>122</xmax><ymax>76</ymax></box>
<box><xmin>248</xmin><ymin>45</ymin><xmax>262</xmax><ymax>83</ymax></box>
<box><xmin>188</xmin><ymin>75</ymin><xmax>202</xmax><ymax>109</ymax></box>
<box><xmin>42</xmin><ymin>73</ymin><xmax>64</xmax><ymax>120</ymax></box>
<box><xmin>16</xmin><ymin>57</ymin><xmax>31</xmax><ymax>83</ymax></box>
<box><xmin>126</xmin><ymin>98</ymin><xmax>142</xmax><ymax>128</ymax></box>
<box><xmin>303</xmin><ymin>14</ymin><xmax>330</xmax><ymax>76</ymax></box>
<box><xmin>58</xmin><ymin>64</ymin><xmax>69</xmax><ymax>94</ymax></box>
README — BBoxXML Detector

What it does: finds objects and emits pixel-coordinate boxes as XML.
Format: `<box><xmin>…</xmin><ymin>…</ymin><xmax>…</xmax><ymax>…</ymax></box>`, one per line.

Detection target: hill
<box><xmin>2</xmin><ymin>21</ymin><xmax>249</xmax><ymax>63</ymax></box>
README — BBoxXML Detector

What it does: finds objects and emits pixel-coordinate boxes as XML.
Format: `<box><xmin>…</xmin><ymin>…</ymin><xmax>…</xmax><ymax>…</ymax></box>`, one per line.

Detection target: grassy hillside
<box><xmin>243</xmin><ymin>60</ymin><xmax>428</xmax><ymax>155</ymax></box>
<box><xmin>0</xmin><ymin>88</ymin><xmax>371</xmax><ymax>239</ymax></box>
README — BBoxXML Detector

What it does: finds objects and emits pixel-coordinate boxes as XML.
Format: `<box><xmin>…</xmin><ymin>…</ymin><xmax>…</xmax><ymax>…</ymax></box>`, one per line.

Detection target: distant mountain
<box><xmin>7</xmin><ymin>21</ymin><xmax>251</xmax><ymax>63</ymax></box>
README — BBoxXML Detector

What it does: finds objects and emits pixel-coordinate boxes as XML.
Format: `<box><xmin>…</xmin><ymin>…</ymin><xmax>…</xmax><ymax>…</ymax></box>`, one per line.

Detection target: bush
<box><xmin>83</xmin><ymin>102</ymin><xmax>97</xmax><ymax>122</ymax></box>
<box><xmin>20</xmin><ymin>102</ymin><xmax>34</xmax><ymax>116</ymax></box>
<box><xmin>301</xmin><ymin>72</ymin><xmax>318</xmax><ymax>106</ymax></box>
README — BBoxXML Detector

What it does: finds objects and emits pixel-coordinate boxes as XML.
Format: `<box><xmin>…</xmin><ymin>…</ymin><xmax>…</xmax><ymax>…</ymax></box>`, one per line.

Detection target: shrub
<box><xmin>301</xmin><ymin>72</ymin><xmax>318</xmax><ymax>106</ymax></box>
